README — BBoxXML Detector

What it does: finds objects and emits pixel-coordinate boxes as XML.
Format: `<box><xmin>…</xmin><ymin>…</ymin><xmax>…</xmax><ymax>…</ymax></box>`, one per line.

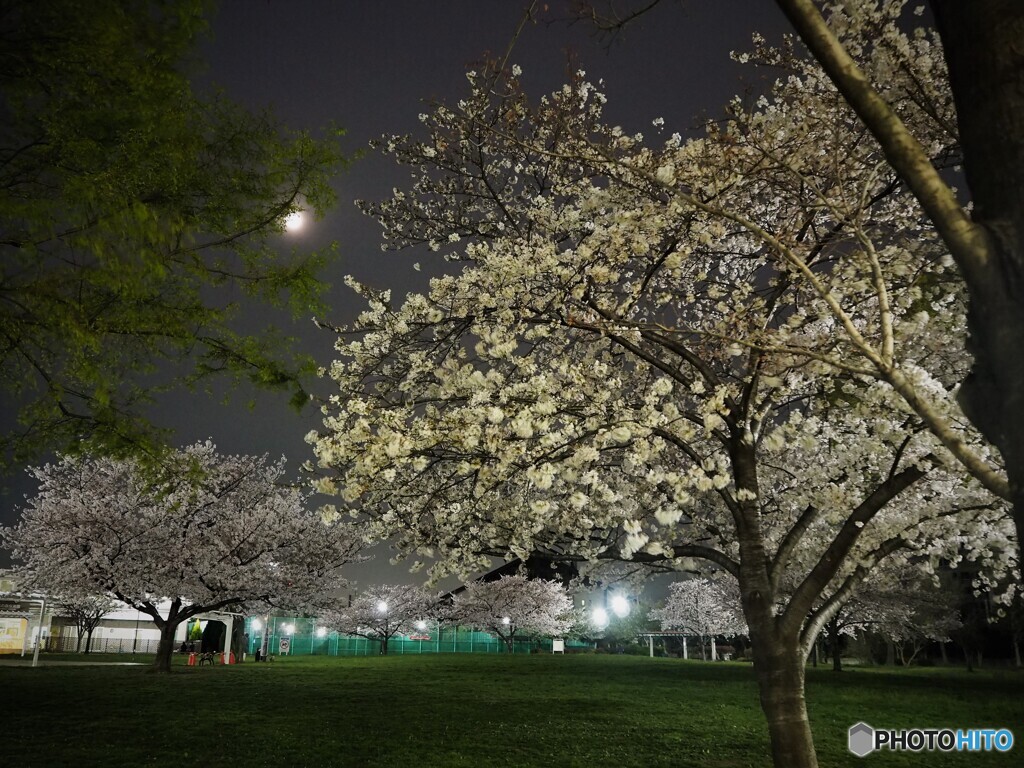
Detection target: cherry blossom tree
<box><xmin>58</xmin><ymin>594</ymin><xmax>118</xmax><ymax>654</ymax></box>
<box><xmin>579</xmin><ymin>0</ymin><xmax>1024</xmax><ymax>577</ymax></box>
<box><xmin>307</xmin><ymin>16</ymin><xmax>1016</xmax><ymax>767</ymax></box>
<box><xmin>814</xmin><ymin>563</ymin><xmax>960</xmax><ymax>670</ymax></box>
<box><xmin>449</xmin><ymin>575</ymin><xmax>573</xmax><ymax>653</ymax></box>
<box><xmin>320</xmin><ymin>584</ymin><xmax>438</xmax><ymax>655</ymax></box>
<box><xmin>1</xmin><ymin>443</ymin><xmax>361</xmax><ymax>673</ymax></box>
<box><xmin>651</xmin><ymin>578</ymin><xmax>747</xmax><ymax>661</ymax></box>
<box><xmin>772</xmin><ymin>0</ymin><xmax>1024</xmax><ymax>552</ymax></box>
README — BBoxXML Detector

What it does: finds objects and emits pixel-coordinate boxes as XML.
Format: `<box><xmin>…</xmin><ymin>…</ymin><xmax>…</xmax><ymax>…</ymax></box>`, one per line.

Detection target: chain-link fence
<box><xmin>45</xmin><ymin>635</ymin><xmax>160</xmax><ymax>654</ymax></box>
<box><xmin>246</xmin><ymin>616</ymin><xmax>593</xmax><ymax>657</ymax></box>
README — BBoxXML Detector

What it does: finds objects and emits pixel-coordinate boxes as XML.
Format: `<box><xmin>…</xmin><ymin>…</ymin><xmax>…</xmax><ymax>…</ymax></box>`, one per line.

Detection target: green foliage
<box><xmin>0</xmin><ymin>656</ymin><xmax>1020</xmax><ymax>766</ymax></box>
<box><xmin>188</xmin><ymin>619</ymin><xmax>203</xmax><ymax>641</ymax></box>
<box><xmin>0</xmin><ymin>0</ymin><xmax>347</xmax><ymax>465</ymax></box>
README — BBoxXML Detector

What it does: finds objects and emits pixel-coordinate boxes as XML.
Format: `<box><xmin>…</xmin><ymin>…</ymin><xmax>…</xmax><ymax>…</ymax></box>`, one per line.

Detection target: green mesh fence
<box><xmin>245</xmin><ymin>616</ymin><xmax>593</xmax><ymax>657</ymax></box>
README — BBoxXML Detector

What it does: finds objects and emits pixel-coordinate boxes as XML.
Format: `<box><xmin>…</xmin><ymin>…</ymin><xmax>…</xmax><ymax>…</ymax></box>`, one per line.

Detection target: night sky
<box><xmin>1</xmin><ymin>1</ymin><xmax>791</xmax><ymax>584</ymax></box>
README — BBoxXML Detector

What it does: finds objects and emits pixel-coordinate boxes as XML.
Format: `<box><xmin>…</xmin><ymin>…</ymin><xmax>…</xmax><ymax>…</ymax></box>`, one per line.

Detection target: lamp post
<box><xmin>610</xmin><ymin>594</ymin><xmax>631</xmax><ymax>618</ymax></box>
<box><xmin>376</xmin><ymin>600</ymin><xmax>388</xmax><ymax>655</ymax></box>
<box><xmin>259</xmin><ymin>613</ymin><xmax>271</xmax><ymax>659</ymax></box>
<box><xmin>250</xmin><ymin>618</ymin><xmax>262</xmax><ymax>660</ymax></box>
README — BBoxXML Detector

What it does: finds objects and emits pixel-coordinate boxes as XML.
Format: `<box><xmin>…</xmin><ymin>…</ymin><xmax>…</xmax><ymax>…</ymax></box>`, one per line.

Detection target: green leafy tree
<box><xmin>0</xmin><ymin>0</ymin><xmax>347</xmax><ymax>465</ymax></box>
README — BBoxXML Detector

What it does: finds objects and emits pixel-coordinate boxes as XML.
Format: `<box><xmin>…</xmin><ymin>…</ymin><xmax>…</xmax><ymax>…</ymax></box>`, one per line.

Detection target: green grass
<box><xmin>1</xmin><ymin>654</ymin><xmax>1021</xmax><ymax>767</ymax></box>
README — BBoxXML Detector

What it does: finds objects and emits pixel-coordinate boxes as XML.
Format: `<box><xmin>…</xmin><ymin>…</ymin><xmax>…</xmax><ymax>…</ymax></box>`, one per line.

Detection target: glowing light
<box><xmin>591</xmin><ymin>607</ymin><xmax>609</xmax><ymax>628</ymax></box>
<box><xmin>611</xmin><ymin>594</ymin><xmax>631</xmax><ymax>618</ymax></box>
<box><xmin>284</xmin><ymin>623</ymin><xmax>295</xmax><ymax>635</ymax></box>
<box><xmin>316</xmin><ymin>627</ymin><xmax>327</xmax><ymax>638</ymax></box>
<box><xmin>250</xmin><ymin>619</ymin><xmax>261</xmax><ymax>630</ymax></box>
<box><xmin>284</xmin><ymin>210</ymin><xmax>304</xmax><ymax>232</ymax></box>
<box><xmin>376</xmin><ymin>601</ymin><xmax>388</xmax><ymax>613</ymax></box>
<box><xmin>415</xmin><ymin>621</ymin><xmax>427</xmax><ymax>631</ymax></box>
<box><xmin>502</xmin><ymin>616</ymin><xmax>511</xmax><ymax>625</ymax></box>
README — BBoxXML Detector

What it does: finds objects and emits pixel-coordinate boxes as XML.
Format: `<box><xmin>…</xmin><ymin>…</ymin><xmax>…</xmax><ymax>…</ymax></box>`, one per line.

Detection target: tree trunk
<box><xmin>380</xmin><ymin>637</ymin><xmax>389</xmax><ymax>656</ymax></box>
<box><xmin>75</xmin><ymin>631</ymin><xmax>83</xmax><ymax>653</ymax></box>
<box><xmin>153</xmin><ymin>622</ymin><xmax>179</xmax><ymax>673</ymax></box>
<box><xmin>885</xmin><ymin>640</ymin><xmax>895</xmax><ymax>666</ymax></box>
<box><xmin>827</xmin><ymin>619</ymin><xmax>842</xmax><ymax>672</ymax></box>
<box><xmin>85</xmin><ymin>629</ymin><xmax>94</xmax><ymax>654</ymax></box>
<box><xmin>733</xmin><ymin>437</ymin><xmax>818</xmax><ymax>767</ymax></box>
<box><xmin>752</xmin><ymin>638</ymin><xmax>818</xmax><ymax>768</ymax></box>
<box><xmin>1013</xmin><ymin>636</ymin><xmax>1021</xmax><ymax>668</ymax></box>
<box><xmin>963</xmin><ymin>643</ymin><xmax>974</xmax><ymax>672</ymax></box>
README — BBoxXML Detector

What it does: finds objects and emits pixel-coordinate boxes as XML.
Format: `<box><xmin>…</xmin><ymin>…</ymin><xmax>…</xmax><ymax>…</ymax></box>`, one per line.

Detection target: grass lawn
<box><xmin>1</xmin><ymin>654</ymin><xmax>1021</xmax><ymax>767</ymax></box>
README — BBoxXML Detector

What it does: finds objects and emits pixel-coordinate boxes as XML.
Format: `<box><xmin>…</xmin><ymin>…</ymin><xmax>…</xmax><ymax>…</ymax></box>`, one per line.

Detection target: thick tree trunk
<box><xmin>154</xmin><ymin>622</ymin><xmax>179</xmax><ymax>673</ymax></box>
<box><xmin>380</xmin><ymin>637</ymin><xmax>389</xmax><ymax>656</ymax></box>
<box><xmin>930</xmin><ymin>0</ymin><xmax>1024</xmax><ymax>560</ymax></box>
<box><xmin>730</xmin><ymin>436</ymin><xmax>819</xmax><ymax>768</ymax></box>
<box><xmin>85</xmin><ymin>629</ymin><xmax>94</xmax><ymax>654</ymax></box>
<box><xmin>752</xmin><ymin>638</ymin><xmax>818</xmax><ymax>768</ymax></box>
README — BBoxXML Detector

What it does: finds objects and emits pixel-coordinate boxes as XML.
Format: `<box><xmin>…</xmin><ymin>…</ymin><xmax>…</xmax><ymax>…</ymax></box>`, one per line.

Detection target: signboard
<box><xmin>552</xmin><ymin>639</ymin><xmax>565</xmax><ymax>654</ymax></box>
<box><xmin>0</xmin><ymin>617</ymin><xmax>27</xmax><ymax>653</ymax></box>
<box><xmin>279</xmin><ymin>637</ymin><xmax>291</xmax><ymax>655</ymax></box>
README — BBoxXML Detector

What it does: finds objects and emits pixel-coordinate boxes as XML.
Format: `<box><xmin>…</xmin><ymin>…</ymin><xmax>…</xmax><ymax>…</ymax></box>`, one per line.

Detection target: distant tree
<box><xmin>321</xmin><ymin>584</ymin><xmax>438</xmax><ymax>656</ymax></box>
<box><xmin>58</xmin><ymin>594</ymin><xmax>117</xmax><ymax>654</ymax></box>
<box><xmin>0</xmin><ymin>0</ymin><xmax>346</xmax><ymax>466</ymax></box>
<box><xmin>188</xmin><ymin>619</ymin><xmax>204</xmax><ymax>642</ymax></box>
<box><xmin>1004</xmin><ymin>593</ymin><xmax>1024</xmax><ymax>668</ymax></box>
<box><xmin>1</xmin><ymin>443</ymin><xmax>361</xmax><ymax>673</ymax></box>
<box><xmin>651</xmin><ymin>579</ymin><xmax>747</xmax><ymax>661</ymax></box>
<box><xmin>817</xmin><ymin>566</ymin><xmax>960</xmax><ymax>670</ymax></box>
<box><xmin>450</xmin><ymin>576</ymin><xmax>574</xmax><ymax>653</ymax></box>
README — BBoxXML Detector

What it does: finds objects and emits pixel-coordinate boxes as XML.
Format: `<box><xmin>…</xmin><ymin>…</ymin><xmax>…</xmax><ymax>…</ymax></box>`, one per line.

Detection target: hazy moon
<box><xmin>284</xmin><ymin>211</ymin><xmax>304</xmax><ymax>232</ymax></box>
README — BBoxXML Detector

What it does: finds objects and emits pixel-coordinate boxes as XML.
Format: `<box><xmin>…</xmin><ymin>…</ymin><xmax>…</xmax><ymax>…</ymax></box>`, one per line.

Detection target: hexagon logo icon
<box><xmin>848</xmin><ymin>722</ymin><xmax>875</xmax><ymax>757</ymax></box>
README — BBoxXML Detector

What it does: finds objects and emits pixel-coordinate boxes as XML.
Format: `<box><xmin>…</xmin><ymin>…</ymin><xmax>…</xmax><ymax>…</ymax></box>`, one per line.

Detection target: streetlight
<box><xmin>316</xmin><ymin>627</ymin><xmax>327</xmax><ymax>638</ymax></box>
<box><xmin>376</xmin><ymin>600</ymin><xmax>388</xmax><ymax>613</ymax></box>
<box><xmin>611</xmin><ymin>594</ymin><xmax>631</xmax><ymax>618</ymax></box>
<box><xmin>502</xmin><ymin>616</ymin><xmax>511</xmax><ymax>625</ymax></box>
<box><xmin>415</xmin><ymin>621</ymin><xmax>427</xmax><ymax>631</ymax></box>
<box><xmin>591</xmin><ymin>607</ymin><xmax>609</xmax><ymax>629</ymax></box>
